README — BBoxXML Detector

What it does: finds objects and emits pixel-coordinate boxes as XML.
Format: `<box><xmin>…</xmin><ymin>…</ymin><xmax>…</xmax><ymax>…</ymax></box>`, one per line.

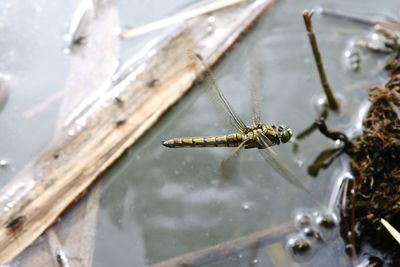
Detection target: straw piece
<box><xmin>380</xmin><ymin>218</ymin><xmax>400</xmax><ymax>245</ymax></box>
<box><xmin>120</xmin><ymin>0</ymin><xmax>250</xmax><ymax>39</ymax></box>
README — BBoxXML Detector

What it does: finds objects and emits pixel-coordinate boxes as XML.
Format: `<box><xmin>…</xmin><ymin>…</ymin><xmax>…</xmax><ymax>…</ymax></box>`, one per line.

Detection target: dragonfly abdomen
<box><xmin>162</xmin><ymin>133</ymin><xmax>244</xmax><ymax>148</ymax></box>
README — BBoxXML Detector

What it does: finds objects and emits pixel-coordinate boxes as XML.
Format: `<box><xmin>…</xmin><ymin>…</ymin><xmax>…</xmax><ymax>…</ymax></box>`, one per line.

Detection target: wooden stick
<box><xmin>120</xmin><ymin>0</ymin><xmax>250</xmax><ymax>39</ymax></box>
<box><xmin>303</xmin><ymin>9</ymin><xmax>340</xmax><ymax>111</ymax></box>
<box><xmin>0</xmin><ymin>0</ymin><xmax>276</xmax><ymax>264</ymax></box>
<box><xmin>150</xmin><ymin>223</ymin><xmax>294</xmax><ymax>267</ymax></box>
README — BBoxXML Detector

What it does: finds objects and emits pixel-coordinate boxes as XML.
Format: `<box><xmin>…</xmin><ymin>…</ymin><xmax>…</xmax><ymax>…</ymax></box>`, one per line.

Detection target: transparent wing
<box><xmin>219</xmin><ymin>140</ymin><xmax>249</xmax><ymax>178</ymax></box>
<box><xmin>251</xmin><ymin>83</ymin><xmax>262</xmax><ymax>125</ymax></box>
<box><xmin>189</xmin><ymin>51</ymin><xmax>247</xmax><ymax>133</ymax></box>
<box><xmin>258</xmin><ymin>134</ymin><xmax>309</xmax><ymax>192</ymax></box>
<box><xmin>250</xmin><ymin>59</ymin><xmax>262</xmax><ymax>125</ymax></box>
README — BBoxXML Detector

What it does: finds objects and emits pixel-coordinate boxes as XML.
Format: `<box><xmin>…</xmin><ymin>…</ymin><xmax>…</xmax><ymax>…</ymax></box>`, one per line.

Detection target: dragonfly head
<box><xmin>277</xmin><ymin>125</ymin><xmax>292</xmax><ymax>143</ymax></box>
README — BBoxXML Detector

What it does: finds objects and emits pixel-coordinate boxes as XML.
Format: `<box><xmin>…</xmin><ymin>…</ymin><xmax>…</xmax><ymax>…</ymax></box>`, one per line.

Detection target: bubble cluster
<box><xmin>287</xmin><ymin>209</ymin><xmax>338</xmax><ymax>262</ymax></box>
<box><xmin>343</xmin><ymin>46</ymin><xmax>361</xmax><ymax>72</ymax></box>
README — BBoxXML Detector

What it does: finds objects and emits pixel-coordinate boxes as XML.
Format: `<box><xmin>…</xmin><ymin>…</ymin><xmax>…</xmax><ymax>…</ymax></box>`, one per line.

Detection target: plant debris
<box><xmin>307</xmin><ymin>74</ymin><xmax>399</xmax><ymax>265</ymax></box>
<box><xmin>340</xmin><ymin>72</ymin><xmax>400</xmax><ymax>264</ymax></box>
<box><xmin>306</xmin><ymin>22</ymin><xmax>400</xmax><ymax>265</ymax></box>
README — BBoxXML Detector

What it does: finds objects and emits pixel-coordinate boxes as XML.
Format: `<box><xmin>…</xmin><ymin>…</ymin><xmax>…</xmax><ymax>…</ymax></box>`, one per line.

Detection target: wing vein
<box><xmin>190</xmin><ymin>52</ymin><xmax>247</xmax><ymax>133</ymax></box>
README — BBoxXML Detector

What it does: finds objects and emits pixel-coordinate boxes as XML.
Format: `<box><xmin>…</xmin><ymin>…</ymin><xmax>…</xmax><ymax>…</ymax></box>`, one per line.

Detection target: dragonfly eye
<box><xmin>279</xmin><ymin>125</ymin><xmax>292</xmax><ymax>143</ymax></box>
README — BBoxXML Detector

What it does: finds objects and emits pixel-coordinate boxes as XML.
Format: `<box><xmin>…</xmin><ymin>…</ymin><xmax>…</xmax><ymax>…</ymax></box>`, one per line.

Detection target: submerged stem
<box><xmin>319</xmin><ymin>8</ymin><xmax>400</xmax><ymax>32</ymax></box>
<box><xmin>303</xmin><ymin>9</ymin><xmax>340</xmax><ymax>111</ymax></box>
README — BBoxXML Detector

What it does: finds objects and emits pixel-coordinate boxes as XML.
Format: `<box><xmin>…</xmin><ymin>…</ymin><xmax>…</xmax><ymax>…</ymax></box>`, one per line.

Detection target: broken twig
<box><xmin>303</xmin><ymin>9</ymin><xmax>340</xmax><ymax>111</ymax></box>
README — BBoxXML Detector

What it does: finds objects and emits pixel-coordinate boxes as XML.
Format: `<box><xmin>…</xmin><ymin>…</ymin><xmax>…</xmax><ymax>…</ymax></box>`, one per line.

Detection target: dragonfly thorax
<box><xmin>245</xmin><ymin>123</ymin><xmax>293</xmax><ymax>145</ymax></box>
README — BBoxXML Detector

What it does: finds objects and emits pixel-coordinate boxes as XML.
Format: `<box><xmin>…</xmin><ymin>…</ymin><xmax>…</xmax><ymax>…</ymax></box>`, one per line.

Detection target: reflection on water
<box><xmin>0</xmin><ymin>0</ymin><xmax>80</xmax><ymax>187</ymax></box>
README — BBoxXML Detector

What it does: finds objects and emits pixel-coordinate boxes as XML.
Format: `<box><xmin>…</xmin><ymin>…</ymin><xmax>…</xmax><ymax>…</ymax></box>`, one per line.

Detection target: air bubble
<box><xmin>242</xmin><ymin>203</ymin><xmax>250</xmax><ymax>211</ymax></box>
<box><xmin>313</xmin><ymin>93</ymin><xmax>344</xmax><ymax>113</ymax></box>
<box><xmin>0</xmin><ymin>159</ymin><xmax>8</xmax><ymax>168</ymax></box>
<box><xmin>208</xmin><ymin>16</ymin><xmax>216</xmax><ymax>24</ymax></box>
<box><xmin>294</xmin><ymin>211</ymin><xmax>312</xmax><ymax>229</ymax></box>
<box><xmin>296</xmin><ymin>159</ymin><xmax>304</xmax><ymax>168</ymax></box>
<box><xmin>343</xmin><ymin>47</ymin><xmax>361</xmax><ymax>72</ymax></box>
<box><xmin>315</xmin><ymin>212</ymin><xmax>337</xmax><ymax>229</ymax></box>
<box><xmin>313</xmin><ymin>95</ymin><xmax>328</xmax><ymax>112</ymax></box>
<box><xmin>206</xmin><ymin>16</ymin><xmax>216</xmax><ymax>33</ymax></box>
<box><xmin>287</xmin><ymin>236</ymin><xmax>313</xmax><ymax>260</ymax></box>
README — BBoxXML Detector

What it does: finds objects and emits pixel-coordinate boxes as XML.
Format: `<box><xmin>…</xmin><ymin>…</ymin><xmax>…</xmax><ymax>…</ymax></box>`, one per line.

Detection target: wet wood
<box><xmin>0</xmin><ymin>77</ymin><xmax>8</xmax><ymax>112</ymax></box>
<box><xmin>13</xmin><ymin>2</ymin><xmax>119</xmax><ymax>266</ymax></box>
<box><xmin>150</xmin><ymin>223</ymin><xmax>294</xmax><ymax>267</ymax></box>
<box><xmin>15</xmin><ymin>182</ymin><xmax>103</xmax><ymax>267</ymax></box>
<box><xmin>0</xmin><ymin>0</ymin><xmax>276</xmax><ymax>264</ymax></box>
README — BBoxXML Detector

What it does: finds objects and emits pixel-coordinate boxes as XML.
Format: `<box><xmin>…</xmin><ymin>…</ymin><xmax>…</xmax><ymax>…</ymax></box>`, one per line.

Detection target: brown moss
<box><xmin>339</xmin><ymin>75</ymin><xmax>400</xmax><ymax>264</ymax></box>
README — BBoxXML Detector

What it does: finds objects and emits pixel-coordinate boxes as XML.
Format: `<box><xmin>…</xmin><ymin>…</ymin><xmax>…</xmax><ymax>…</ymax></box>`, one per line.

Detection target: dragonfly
<box><xmin>162</xmin><ymin>54</ymin><xmax>307</xmax><ymax>191</ymax></box>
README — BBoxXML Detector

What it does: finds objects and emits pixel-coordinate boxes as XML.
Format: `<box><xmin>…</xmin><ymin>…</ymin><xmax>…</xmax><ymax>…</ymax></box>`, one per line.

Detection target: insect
<box><xmin>162</xmin><ymin>54</ymin><xmax>307</xmax><ymax>190</ymax></box>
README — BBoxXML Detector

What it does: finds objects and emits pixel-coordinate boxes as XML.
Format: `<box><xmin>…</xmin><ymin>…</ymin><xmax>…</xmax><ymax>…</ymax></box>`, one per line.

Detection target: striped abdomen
<box><xmin>162</xmin><ymin>133</ymin><xmax>244</xmax><ymax>148</ymax></box>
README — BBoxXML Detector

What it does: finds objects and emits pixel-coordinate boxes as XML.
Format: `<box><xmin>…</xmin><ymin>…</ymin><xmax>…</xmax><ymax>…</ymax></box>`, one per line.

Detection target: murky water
<box><xmin>94</xmin><ymin>1</ymin><xmax>398</xmax><ymax>266</ymax></box>
<box><xmin>1</xmin><ymin>0</ymin><xmax>399</xmax><ymax>266</ymax></box>
<box><xmin>0</xmin><ymin>0</ymin><xmax>83</xmax><ymax>186</ymax></box>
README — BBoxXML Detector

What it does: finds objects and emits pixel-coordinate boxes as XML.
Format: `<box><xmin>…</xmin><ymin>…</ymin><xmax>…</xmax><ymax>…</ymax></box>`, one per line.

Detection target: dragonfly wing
<box><xmin>258</xmin><ymin>134</ymin><xmax>309</xmax><ymax>192</ymax></box>
<box><xmin>250</xmin><ymin>59</ymin><xmax>262</xmax><ymax>125</ymax></box>
<box><xmin>189</xmin><ymin>51</ymin><xmax>247</xmax><ymax>133</ymax></box>
<box><xmin>251</xmin><ymin>83</ymin><xmax>262</xmax><ymax>125</ymax></box>
<box><xmin>219</xmin><ymin>140</ymin><xmax>249</xmax><ymax>179</ymax></box>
